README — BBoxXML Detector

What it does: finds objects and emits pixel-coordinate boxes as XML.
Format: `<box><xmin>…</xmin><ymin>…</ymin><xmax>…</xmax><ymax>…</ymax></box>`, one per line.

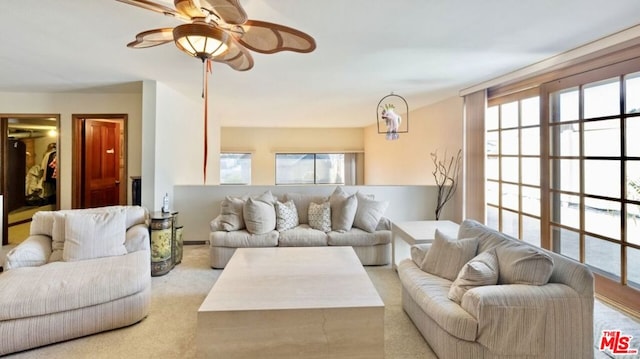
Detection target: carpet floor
<box><xmin>3</xmin><ymin>245</ymin><xmax>639</xmax><ymax>359</ymax></box>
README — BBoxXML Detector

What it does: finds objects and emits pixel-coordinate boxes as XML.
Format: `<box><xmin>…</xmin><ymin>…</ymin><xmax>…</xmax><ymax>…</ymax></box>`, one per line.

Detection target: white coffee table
<box><xmin>391</xmin><ymin>220</ymin><xmax>460</xmax><ymax>270</ymax></box>
<box><xmin>197</xmin><ymin>247</ymin><xmax>385</xmax><ymax>359</ymax></box>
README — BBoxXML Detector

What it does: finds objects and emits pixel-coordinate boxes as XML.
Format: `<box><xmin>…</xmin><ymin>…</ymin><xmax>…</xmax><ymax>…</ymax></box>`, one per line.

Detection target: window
<box><xmin>275</xmin><ymin>153</ymin><xmax>354</xmax><ymax>185</ymax></box>
<box><xmin>486</xmin><ymin>96</ymin><xmax>542</xmax><ymax>247</ymax></box>
<box><xmin>220</xmin><ymin>153</ymin><xmax>251</xmax><ymax>184</ymax></box>
<box><xmin>544</xmin><ymin>68</ymin><xmax>640</xmax><ymax>288</ymax></box>
<box><xmin>478</xmin><ymin>49</ymin><xmax>640</xmax><ymax>313</ymax></box>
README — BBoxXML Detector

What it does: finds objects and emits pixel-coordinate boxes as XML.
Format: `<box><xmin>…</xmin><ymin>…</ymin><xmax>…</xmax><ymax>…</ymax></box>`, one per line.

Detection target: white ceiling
<box><xmin>1</xmin><ymin>1</ymin><xmax>640</xmax><ymax>128</ymax></box>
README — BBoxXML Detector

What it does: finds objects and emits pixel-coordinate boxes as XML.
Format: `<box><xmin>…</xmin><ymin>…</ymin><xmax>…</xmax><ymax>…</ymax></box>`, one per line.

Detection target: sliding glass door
<box><xmin>542</xmin><ymin>60</ymin><xmax>640</xmax><ymax>297</ymax></box>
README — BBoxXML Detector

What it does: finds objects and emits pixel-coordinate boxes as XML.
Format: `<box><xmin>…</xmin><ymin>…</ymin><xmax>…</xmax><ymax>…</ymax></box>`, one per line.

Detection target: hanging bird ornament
<box><xmin>380</xmin><ymin>103</ymin><xmax>402</xmax><ymax>140</ymax></box>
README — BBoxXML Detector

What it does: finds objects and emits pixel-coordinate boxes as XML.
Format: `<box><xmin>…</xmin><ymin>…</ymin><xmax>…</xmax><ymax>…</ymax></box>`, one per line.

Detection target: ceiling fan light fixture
<box><xmin>173</xmin><ymin>23</ymin><xmax>229</xmax><ymax>60</ymax></box>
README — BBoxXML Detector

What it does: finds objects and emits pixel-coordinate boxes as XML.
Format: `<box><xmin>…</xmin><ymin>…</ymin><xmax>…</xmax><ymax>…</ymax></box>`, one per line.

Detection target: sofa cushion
<box><xmin>210</xmin><ymin>230</ymin><xmax>279</xmax><ymax>248</ymax></box>
<box><xmin>308</xmin><ymin>201</ymin><xmax>332</xmax><ymax>232</ymax></box>
<box><xmin>243</xmin><ymin>192</ymin><xmax>276</xmax><ymax>235</ymax></box>
<box><xmin>275</xmin><ymin>200</ymin><xmax>299</xmax><ymax>231</ymax></box>
<box><xmin>0</xmin><ymin>250</ymin><xmax>149</xmax><ymax>321</ymax></box>
<box><xmin>495</xmin><ymin>244</ymin><xmax>554</xmax><ymax>285</ymax></box>
<box><xmin>283</xmin><ymin>193</ymin><xmax>327</xmax><ymax>225</ymax></box>
<box><xmin>218</xmin><ymin>196</ymin><xmax>246</xmax><ymax>231</ymax></box>
<box><xmin>278</xmin><ymin>224</ymin><xmax>328</xmax><ymax>246</ymax></box>
<box><xmin>62</xmin><ymin>211</ymin><xmax>128</xmax><ymax>262</ymax></box>
<box><xmin>49</xmin><ymin>212</ymin><xmax>66</xmax><ymax>262</ymax></box>
<box><xmin>329</xmin><ymin>186</ymin><xmax>358</xmax><ymax>232</ymax></box>
<box><xmin>327</xmin><ymin>228</ymin><xmax>391</xmax><ymax>246</ymax></box>
<box><xmin>421</xmin><ymin>229</ymin><xmax>479</xmax><ymax>281</ymax></box>
<box><xmin>410</xmin><ymin>244</ymin><xmax>431</xmax><ymax>266</ymax></box>
<box><xmin>353</xmin><ymin>193</ymin><xmax>388</xmax><ymax>233</ymax></box>
<box><xmin>448</xmin><ymin>248</ymin><xmax>499</xmax><ymax>303</ymax></box>
<box><xmin>398</xmin><ymin>260</ymin><xmax>478</xmax><ymax>341</ymax></box>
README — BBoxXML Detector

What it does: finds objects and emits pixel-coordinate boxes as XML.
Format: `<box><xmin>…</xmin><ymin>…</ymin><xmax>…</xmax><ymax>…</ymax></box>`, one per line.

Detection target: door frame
<box><xmin>1</xmin><ymin>113</ymin><xmax>60</xmax><ymax>246</ymax></box>
<box><xmin>72</xmin><ymin>114</ymin><xmax>128</xmax><ymax>209</ymax></box>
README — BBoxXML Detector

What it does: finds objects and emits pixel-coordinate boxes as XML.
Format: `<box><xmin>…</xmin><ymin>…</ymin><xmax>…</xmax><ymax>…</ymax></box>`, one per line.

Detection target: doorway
<box><xmin>72</xmin><ymin>115</ymin><xmax>127</xmax><ymax>209</ymax></box>
<box><xmin>1</xmin><ymin>114</ymin><xmax>60</xmax><ymax>246</ymax></box>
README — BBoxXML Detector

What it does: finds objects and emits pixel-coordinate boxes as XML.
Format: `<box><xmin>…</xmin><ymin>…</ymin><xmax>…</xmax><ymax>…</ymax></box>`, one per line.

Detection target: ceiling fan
<box><xmin>116</xmin><ymin>0</ymin><xmax>316</xmax><ymax>71</ymax></box>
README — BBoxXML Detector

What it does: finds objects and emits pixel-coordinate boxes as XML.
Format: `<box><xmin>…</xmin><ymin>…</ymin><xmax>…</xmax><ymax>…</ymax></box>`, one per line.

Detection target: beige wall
<box><xmin>221</xmin><ymin>127</ymin><xmax>364</xmax><ymax>185</ymax></box>
<box><xmin>0</xmin><ymin>90</ymin><xmax>143</xmax><ymax>209</ymax></box>
<box><xmin>364</xmin><ymin>96</ymin><xmax>465</xmax><ymax>221</ymax></box>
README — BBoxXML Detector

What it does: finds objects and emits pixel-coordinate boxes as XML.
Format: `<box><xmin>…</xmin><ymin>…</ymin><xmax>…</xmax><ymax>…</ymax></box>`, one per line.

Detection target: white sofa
<box><xmin>0</xmin><ymin>205</ymin><xmax>151</xmax><ymax>356</ymax></box>
<box><xmin>398</xmin><ymin>219</ymin><xmax>594</xmax><ymax>359</ymax></box>
<box><xmin>209</xmin><ymin>187</ymin><xmax>392</xmax><ymax>268</ymax></box>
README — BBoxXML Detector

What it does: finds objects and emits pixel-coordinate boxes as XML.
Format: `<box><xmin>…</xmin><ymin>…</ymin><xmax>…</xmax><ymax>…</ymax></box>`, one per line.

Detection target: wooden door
<box><xmin>83</xmin><ymin>119</ymin><xmax>120</xmax><ymax>208</ymax></box>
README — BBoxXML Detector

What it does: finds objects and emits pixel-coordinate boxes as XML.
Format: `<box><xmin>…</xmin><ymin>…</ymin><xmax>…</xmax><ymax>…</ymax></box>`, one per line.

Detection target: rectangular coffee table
<box><xmin>391</xmin><ymin>220</ymin><xmax>460</xmax><ymax>270</ymax></box>
<box><xmin>197</xmin><ymin>247</ymin><xmax>385</xmax><ymax>359</ymax></box>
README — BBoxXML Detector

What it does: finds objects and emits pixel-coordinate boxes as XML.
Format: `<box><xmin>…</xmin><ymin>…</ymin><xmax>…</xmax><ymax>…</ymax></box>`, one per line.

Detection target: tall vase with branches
<box><xmin>431</xmin><ymin>149</ymin><xmax>462</xmax><ymax>220</ymax></box>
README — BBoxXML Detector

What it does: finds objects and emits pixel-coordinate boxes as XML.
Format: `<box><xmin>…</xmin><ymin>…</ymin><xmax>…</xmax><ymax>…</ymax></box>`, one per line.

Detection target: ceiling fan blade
<box><xmin>174</xmin><ymin>0</ymin><xmax>206</xmax><ymax>19</ymax></box>
<box><xmin>213</xmin><ymin>37</ymin><xmax>254</xmax><ymax>71</ymax></box>
<box><xmin>127</xmin><ymin>28</ymin><xmax>175</xmax><ymax>48</ymax></box>
<box><xmin>235</xmin><ymin>20</ymin><xmax>316</xmax><ymax>54</ymax></box>
<box><xmin>200</xmin><ymin>0</ymin><xmax>248</xmax><ymax>25</ymax></box>
<box><xmin>115</xmin><ymin>0</ymin><xmax>189</xmax><ymax>21</ymax></box>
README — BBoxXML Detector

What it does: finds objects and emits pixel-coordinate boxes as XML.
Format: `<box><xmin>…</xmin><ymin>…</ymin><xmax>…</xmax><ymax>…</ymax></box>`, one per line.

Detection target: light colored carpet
<box><xmin>3</xmin><ymin>245</ymin><xmax>639</xmax><ymax>358</ymax></box>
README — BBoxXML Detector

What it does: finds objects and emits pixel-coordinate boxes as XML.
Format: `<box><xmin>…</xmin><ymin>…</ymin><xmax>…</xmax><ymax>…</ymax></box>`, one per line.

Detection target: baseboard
<box><xmin>184</xmin><ymin>240</ymin><xmax>208</xmax><ymax>245</ymax></box>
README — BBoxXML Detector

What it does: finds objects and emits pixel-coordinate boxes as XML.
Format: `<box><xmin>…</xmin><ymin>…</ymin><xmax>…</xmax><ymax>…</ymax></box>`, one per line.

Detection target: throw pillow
<box><xmin>353</xmin><ymin>192</ymin><xmax>388</xmax><ymax>233</ymax></box>
<box><xmin>308</xmin><ymin>201</ymin><xmax>331</xmax><ymax>232</ymax></box>
<box><xmin>495</xmin><ymin>244</ymin><xmax>554</xmax><ymax>285</ymax></box>
<box><xmin>448</xmin><ymin>249</ymin><xmax>499</xmax><ymax>303</ymax></box>
<box><xmin>218</xmin><ymin>196</ymin><xmax>246</xmax><ymax>231</ymax></box>
<box><xmin>329</xmin><ymin>186</ymin><xmax>358</xmax><ymax>232</ymax></box>
<box><xmin>243</xmin><ymin>192</ymin><xmax>276</xmax><ymax>235</ymax></box>
<box><xmin>275</xmin><ymin>200</ymin><xmax>299</xmax><ymax>231</ymax></box>
<box><xmin>420</xmin><ymin>229</ymin><xmax>479</xmax><ymax>281</ymax></box>
<box><xmin>283</xmin><ymin>193</ymin><xmax>328</xmax><ymax>224</ymax></box>
<box><xmin>62</xmin><ymin>211</ymin><xmax>128</xmax><ymax>262</ymax></box>
<box><xmin>30</xmin><ymin>211</ymin><xmax>56</xmax><ymax>236</ymax></box>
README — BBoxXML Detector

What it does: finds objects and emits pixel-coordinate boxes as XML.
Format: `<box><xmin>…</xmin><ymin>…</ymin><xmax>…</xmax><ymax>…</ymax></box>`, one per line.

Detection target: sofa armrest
<box><xmin>4</xmin><ymin>235</ymin><xmax>52</xmax><ymax>270</ymax></box>
<box><xmin>461</xmin><ymin>283</ymin><xmax>585</xmax><ymax>356</ymax></box>
<box><xmin>376</xmin><ymin>217</ymin><xmax>392</xmax><ymax>231</ymax></box>
<box><xmin>125</xmin><ymin>223</ymin><xmax>150</xmax><ymax>253</ymax></box>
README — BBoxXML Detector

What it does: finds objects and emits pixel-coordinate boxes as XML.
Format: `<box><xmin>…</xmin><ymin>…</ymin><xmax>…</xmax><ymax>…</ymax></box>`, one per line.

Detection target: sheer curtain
<box><xmin>343</xmin><ymin>153</ymin><xmax>357</xmax><ymax>185</ymax></box>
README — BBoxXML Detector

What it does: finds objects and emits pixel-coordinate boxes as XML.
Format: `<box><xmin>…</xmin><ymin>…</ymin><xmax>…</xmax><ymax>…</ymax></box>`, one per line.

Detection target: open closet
<box><xmin>2</xmin><ymin>115</ymin><xmax>60</xmax><ymax>245</ymax></box>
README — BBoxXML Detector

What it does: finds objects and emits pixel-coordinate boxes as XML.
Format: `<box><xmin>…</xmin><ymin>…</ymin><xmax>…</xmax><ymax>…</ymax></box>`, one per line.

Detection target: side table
<box><xmin>391</xmin><ymin>220</ymin><xmax>460</xmax><ymax>270</ymax></box>
<box><xmin>149</xmin><ymin>211</ymin><xmax>181</xmax><ymax>276</ymax></box>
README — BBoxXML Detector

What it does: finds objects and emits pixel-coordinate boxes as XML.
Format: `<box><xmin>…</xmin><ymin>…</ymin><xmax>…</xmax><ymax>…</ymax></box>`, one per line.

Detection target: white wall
<box><xmin>0</xmin><ymin>90</ymin><xmax>143</xmax><ymax>209</ymax></box>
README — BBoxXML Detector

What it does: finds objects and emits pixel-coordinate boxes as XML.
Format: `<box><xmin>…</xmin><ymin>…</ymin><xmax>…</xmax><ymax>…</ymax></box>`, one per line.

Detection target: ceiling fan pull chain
<box><xmin>201</xmin><ymin>58</ymin><xmax>206</xmax><ymax>99</ymax></box>
<box><xmin>203</xmin><ymin>58</ymin><xmax>213</xmax><ymax>184</ymax></box>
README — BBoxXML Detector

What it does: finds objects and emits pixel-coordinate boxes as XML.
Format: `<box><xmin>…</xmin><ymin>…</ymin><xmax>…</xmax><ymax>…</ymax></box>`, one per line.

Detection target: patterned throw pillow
<box><xmin>308</xmin><ymin>201</ymin><xmax>331</xmax><ymax>232</ymax></box>
<box><xmin>275</xmin><ymin>200</ymin><xmax>299</xmax><ymax>231</ymax></box>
